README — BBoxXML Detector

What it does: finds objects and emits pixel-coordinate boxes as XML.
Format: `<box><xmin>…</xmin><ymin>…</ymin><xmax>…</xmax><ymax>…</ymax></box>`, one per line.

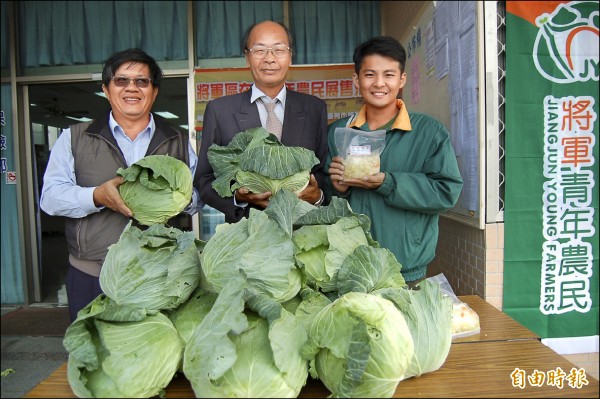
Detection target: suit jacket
<box><xmin>196</xmin><ymin>89</ymin><xmax>328</xmax><ymax>223</ymax></box>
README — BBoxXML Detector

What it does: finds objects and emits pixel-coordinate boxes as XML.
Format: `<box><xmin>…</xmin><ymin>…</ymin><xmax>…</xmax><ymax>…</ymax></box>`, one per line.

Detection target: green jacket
<box><xmin>325</xmin><ymin>103</ymin><xmax>463</xmax><ymax>282</ymax></box>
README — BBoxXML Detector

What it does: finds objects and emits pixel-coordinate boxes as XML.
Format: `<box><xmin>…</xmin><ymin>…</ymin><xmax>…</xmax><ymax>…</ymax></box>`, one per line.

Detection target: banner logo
<box><xmin>533</xmin><ymin>1</ymin><xmax>599</xmax><ymax>84</ymax></box>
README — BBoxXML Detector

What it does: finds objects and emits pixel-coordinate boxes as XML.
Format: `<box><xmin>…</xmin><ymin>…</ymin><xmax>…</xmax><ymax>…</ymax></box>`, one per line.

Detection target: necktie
<box><xmin>261</xmin><ymin>98</ymin><xmax>283</xmax><ymax>140</ymax></box>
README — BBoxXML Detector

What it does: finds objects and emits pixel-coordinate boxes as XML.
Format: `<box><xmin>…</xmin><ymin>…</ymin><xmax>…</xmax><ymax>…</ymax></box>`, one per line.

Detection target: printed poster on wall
<box><xmin>504</xmin><ymin>1</ymin><xmax>599</xmax><ymax>354</ymax></box>
<box><xmin>193</xmin><ymin>64</ymin><xmax>363</xmax><ymax>139</ymax></box>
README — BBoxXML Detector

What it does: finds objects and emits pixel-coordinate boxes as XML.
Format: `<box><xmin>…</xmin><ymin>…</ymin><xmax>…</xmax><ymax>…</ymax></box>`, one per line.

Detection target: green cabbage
<box><xmin>62</xmin><ymin>187</ymin><xmax>454</xmax><ymax>399</ymax></box>
<box><xmin>183</xmin><ymin>275</ymin><xmax>309</xmax><ymax>398</ymax></box>
<box><xmin>302</xmin><ymin>292</ymin><xmax>414</xmax><ymax>398</ymax></box>
<box><xmin>373</xmin><ymin>280</ymin><xmax>453</xmax><ymax>379</ymax></box>
<box><xmin>235</xmin><ymin>169</ymin><xmax>310</xmax><ymax>195</ymax></box>
<box><xmin>193</xmin><ymin>312</ymin><xmax>307</xmax><ymax>398</ymax></box>
<box><xmin>167</xmin><ymin>287</ymin><xmax>218</xmax><ymax>373</ymax></box>
<box><xmin>100</xmin><ymin>222</ymin><xmax>202</xmax><ymax>312</ymax></box>
<box><xmin>208</xmin><ymin>127</ymin><xmax>319</xmax><ymax>197</ymax></box>
<box><xmin>292</xmin><ymin>216</ymin><xmax>377</xmax><ymax>292</ymax></box>
<box><xmin>200</xmin><ymin>209</ymin><xmax>300</xmax><ymax>302</ymax></box>
<box><xmin>168</xmin><ymin>287</ymin><xmax>218</xmax><ymax>346</ymax></box>
<box><xmin>64</xmin><ymin>295</ymin><xmax>184</xmax><ymax>398</ymax></box>
<box><xmin>117</xmin><ymin>154</ymin><xmax>192</xmax><ymax>226</ymax></box>
<box><xmin>335</xmin><ymin>245</ymin><xmax>406</xmax><ymax>294</ymax></box>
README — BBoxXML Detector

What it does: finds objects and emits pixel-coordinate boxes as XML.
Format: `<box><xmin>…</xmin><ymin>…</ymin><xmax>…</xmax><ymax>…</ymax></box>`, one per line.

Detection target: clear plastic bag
<box><xmin>334</xmin><ymin>127</ymin><xmax>386</xmax><ymax>179</ymax></box>
<box><xmin>426</xmin><ymin>273</ymin><xmax>481</xmax><ymax>339</ymax></box>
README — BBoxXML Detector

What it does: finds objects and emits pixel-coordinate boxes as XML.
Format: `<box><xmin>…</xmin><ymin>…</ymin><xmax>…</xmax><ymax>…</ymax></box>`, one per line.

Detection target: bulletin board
<box><xmin>400</xmin><ymin>1</ymin><xmax>484</xmax><ymax>228</ymax></box>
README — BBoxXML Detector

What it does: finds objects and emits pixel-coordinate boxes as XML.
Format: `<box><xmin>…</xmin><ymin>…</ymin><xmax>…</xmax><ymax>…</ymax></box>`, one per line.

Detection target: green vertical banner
<box><xmin>504</xmin><ymin>1</ymin><xmax>599</xmax><ymax>354</ymax></box>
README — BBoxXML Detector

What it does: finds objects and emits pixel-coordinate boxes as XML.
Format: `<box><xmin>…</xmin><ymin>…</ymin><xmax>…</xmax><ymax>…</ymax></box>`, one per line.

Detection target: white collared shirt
<box><xmin>250</xmin><ymin>85</ymin><xmax>286</xmax><ymax>127</ymax></box>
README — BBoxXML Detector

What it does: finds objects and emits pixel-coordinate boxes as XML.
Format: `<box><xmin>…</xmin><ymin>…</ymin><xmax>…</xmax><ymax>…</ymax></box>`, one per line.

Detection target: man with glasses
<box><xmin>195</xmin><ymin>20</ymin><xmax>328</xmax><ymax>223</ymax></box>
<box><xmin>40</xmin><ymin>48</ymin><xmax>201</xmax><ymax>321</ymax></box>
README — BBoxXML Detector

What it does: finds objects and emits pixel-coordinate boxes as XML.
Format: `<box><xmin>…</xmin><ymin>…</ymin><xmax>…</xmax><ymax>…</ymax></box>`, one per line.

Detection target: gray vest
<box><xmin>65</xmin><ymin>113</ymin><xmax>189</xmax><ymax>276</ymax></box>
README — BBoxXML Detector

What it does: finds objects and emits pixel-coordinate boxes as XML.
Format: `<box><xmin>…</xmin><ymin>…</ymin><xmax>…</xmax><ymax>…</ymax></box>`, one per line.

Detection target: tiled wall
<box><xmin>427</xmin><ymin>217</ymin><xmax>486</xmax><ymax>298</ymax></box>
<box><xmin>482</xmin><ymin>223</ymin><xmax>504</xmax><ymax>310</ymax></box>
<box><xmin>431</xmin><ymin>217</ymin><xmax>598</xmax><ymax>380</ymax></box>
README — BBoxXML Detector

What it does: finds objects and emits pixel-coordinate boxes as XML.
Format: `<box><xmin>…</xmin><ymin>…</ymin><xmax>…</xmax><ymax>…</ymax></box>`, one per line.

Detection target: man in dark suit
<box><xmin>195</xmin><ymin>20</ymin><xmax>328</xmax><ymax>223</ymax></box>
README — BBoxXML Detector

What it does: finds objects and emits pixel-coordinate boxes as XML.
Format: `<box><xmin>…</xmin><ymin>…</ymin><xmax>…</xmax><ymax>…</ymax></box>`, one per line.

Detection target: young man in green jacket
<box><xmin>326</xmin><ymin>36</ymin><xmax>463</xmax><ymax>286</ymax></box>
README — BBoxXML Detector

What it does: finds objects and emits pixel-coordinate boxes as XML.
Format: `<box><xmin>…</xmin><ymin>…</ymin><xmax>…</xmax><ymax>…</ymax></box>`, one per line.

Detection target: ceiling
<box><xmin>28</xmin><ymin>78</ymin><xmax>189</xmax><ymax>133</ymax></box>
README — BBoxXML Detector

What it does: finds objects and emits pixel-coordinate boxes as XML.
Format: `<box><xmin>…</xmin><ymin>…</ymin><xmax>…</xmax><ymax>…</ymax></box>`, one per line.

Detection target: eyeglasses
<box><xmin>111</xmin><ymin>76</ymin><xmax>152</xmax><ymax>88</ymax></box>
<box><xmin>246</xmin><ymin>45</ymin><xmax>291</xmax><ymax>59</ymax></box>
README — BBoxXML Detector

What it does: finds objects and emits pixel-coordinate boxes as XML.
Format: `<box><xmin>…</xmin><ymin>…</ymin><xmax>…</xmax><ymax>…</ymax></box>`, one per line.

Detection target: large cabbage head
<box><xmin>292</xmin><ymin>215</ymin><xmax>375</xmax><ymax>292</ymax></box>
<box><xmin>183</xmin><ymin>275</ymin><xmax>309</xmax><ymax>398</ymax></box>
<box><xmin>302</xmin><ymin>292</ymin><xmax>414</xmax><ymax>398</ymax></box>
<box><xmin>64</xmin><ymin>295</ymin><xmax>184</xmax><ymax>398</ymax></box>
<box><xmin>200</xmin><ymin>209</ymin><xmax>300</xmax><ymax>302</ymax></box>
<box><xmin>208</xmin><ymin>127</ymin><xmax>318</xmax><ymax>197</ymax></box>
<box><xmin>373</xmin><ymin>280</ymin><xmax>453</xmax><ymax>379</ymax></box>
<box><xmin>117</xmin><ymin>154</ymin><xmax>192</xmax><ymax>225</ymax></box>
<box><xmin>193</xmin><ymin>312</ymin><xmax>308</xmax><ymax>398</ymax></box>
<box><xmin>100</xmin><ymin>222</ymin><xmax>201</xmax><ymax>312</ymax></box>
<box><xmin>232</xmin><ymin>145</ymin><xmax>317</xmax><ymax>194</ymax></box>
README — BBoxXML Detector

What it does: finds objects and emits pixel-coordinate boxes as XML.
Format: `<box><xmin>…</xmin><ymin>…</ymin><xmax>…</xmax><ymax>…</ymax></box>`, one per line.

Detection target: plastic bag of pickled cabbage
<box><xmin>334</xmin><ymin>127</ymin><xmax>386</xmax><ymax>179</ymax></box>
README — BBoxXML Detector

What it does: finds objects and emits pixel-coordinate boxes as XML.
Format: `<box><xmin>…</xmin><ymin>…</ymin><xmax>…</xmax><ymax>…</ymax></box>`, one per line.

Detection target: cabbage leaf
<box><xmin>336</xmin><ymin>245</ymin><xmax>406</xmax><ymax>294</ymax></box>
<box><xmin>168</xmin><ymin>287</ymin><xmax>218</xmax><ymax>346</ymax></box>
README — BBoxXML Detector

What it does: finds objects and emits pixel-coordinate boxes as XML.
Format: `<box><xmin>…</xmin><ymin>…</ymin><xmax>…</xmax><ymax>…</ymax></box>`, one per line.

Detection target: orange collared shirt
<box><xmin>347</xmin><ymin>99</ymin><xmax>413</xmax><ymax>131</ymax></box>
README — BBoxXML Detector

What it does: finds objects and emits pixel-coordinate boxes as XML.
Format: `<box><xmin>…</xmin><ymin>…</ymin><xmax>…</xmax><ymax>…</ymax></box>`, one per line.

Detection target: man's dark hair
<box><xmin>353</xmin><ymin>36</ymin><xmax>406</xmax><ymax>74</ymax></box>
<box><xmin>102</xmin><ymin>48</ymin><xmax>163</xmax><ymax>88</ymax></box>
<box><xmin>241</xmin><ymin>20</ymin><xmax>293</xmax><ymax>53</ymax></box>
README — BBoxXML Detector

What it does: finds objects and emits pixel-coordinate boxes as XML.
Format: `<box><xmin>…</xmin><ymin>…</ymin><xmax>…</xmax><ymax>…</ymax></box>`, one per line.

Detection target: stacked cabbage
<box><xmin>63</xmin><ymin>188</ymin><xmax>453</xmax><ymax>398</ymax></box>
<box><xmin>63</xmin><ymin>223</ymin><xmax>203</xmax><ymax>398</ymax></box>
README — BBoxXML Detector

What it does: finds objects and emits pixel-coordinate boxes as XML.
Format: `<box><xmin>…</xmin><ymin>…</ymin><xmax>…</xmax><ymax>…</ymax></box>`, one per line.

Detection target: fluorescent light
<box><xmin>155</xmin><ymin>111</ymin><xmax>179</xmax><ymax>119</ymax></box>
<box><xmin>95</xmin><ymin>92</ymin><xmax>106</xmax><ymax>98</ymax></box>
<box><xmin>179</xmin><ymin>125</ymin><xmax>189</xmax><ymax>130</ymax></box>
<box><xmin>66</xmin><ymin>116</ymin><xmax>93</xmax><ymax>122</ymax></box>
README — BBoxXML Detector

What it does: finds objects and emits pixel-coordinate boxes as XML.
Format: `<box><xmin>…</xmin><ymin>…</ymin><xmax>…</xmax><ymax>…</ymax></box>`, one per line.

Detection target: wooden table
<box><xmin>391</xmin><ymin>340</ymin><xmax>598</xmax><ymax>398</ymax></box>
<box><xmin>23</xmin><ymin>340</ymin><xmax>599</xmax><ymax>398</ymax></box>
<box><xmin>25</xmin><ymin>296</ymin><xmax>598</xmax><ymax>398</ymax></box>
<box><xmin>454</xmin><ymin>295</ymin><xmax>540</xmax><ymax>343</ymax></box>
